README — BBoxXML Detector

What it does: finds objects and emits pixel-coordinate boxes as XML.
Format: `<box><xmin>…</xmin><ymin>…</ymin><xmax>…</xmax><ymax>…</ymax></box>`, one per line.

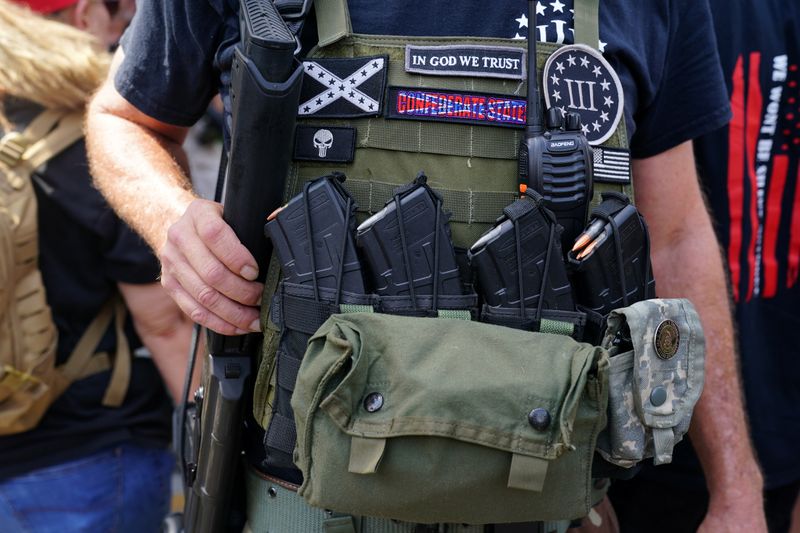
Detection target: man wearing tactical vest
<box><xmin>87</xmin><ymin>0</ymin><xmax>767</xmax><ymax>531</ymax></box>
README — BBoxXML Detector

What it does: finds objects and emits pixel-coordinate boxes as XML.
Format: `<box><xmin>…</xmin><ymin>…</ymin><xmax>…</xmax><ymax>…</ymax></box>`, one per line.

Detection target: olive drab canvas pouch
<box><xmin>292</xmin><ymin>312</ymin><xmax>608</xmax><ymax>524</ymax></box>
<box><xmin>595</xmin><ymin>298</ymin><xmax>705</xmax><ymax>468</ymax></box>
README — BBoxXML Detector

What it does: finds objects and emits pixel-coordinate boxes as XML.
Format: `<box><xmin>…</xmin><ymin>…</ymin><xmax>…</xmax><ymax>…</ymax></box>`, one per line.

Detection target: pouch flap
<box><xmin>298</xmin><ymin>312</ymin><xmax>604</xmax><ymax>462</ymax></box>
<box><xmin>603</xmin><ymin>299</ymin><xmax>705</xmax><ymax>430</ymax></box>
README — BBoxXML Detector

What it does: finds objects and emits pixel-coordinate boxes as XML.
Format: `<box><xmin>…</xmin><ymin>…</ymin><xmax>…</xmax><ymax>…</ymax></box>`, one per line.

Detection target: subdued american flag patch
<box><xmin>593</xmin><ymin>146</ymin><xmax>631</xmax><ymax>183</ymax></box>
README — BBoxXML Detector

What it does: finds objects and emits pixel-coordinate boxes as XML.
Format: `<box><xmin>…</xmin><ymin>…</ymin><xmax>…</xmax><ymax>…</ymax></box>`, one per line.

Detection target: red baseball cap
<box><xmin>12</xmin><ymin>0</ymin><xmax>79</xmax><ymax>14</ymax></box>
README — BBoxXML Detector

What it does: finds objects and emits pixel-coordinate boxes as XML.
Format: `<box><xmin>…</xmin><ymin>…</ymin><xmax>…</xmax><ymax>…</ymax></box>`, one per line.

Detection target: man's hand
<box><xmin>159</xmin><ymin>199</ymin><xmax>263</xmax><ymax>335</ymax></box>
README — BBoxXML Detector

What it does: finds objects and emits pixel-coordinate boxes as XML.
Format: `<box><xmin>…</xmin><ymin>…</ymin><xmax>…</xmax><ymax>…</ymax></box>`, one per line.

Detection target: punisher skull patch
<box><xmin>293</xmin><ymin>126</ymin><xmax>356</xmax><ymax>163</ymax></box>
<box><xmin>297</xmin><ymin>56</ymin><xmax>388</xmax><ymax>118</ymax></box>
<box><xmin>542</xmin><ymin>44</ymin><xmax>623</xmax><ymax>145</ymax></box>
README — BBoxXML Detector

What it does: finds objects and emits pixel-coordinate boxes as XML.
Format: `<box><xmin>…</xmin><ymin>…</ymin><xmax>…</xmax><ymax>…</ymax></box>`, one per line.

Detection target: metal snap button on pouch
<box><xmin>363</xmin><ymin>392</ymin><xmax>384</xmax><ymax>412</ymax></box>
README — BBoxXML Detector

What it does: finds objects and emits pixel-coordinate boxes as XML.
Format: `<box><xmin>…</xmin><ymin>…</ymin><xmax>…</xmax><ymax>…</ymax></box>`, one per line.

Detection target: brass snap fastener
<box><xmin>363</xmin><ymin>392</ymin><xmax>384</xmax><ymax>412</ymax></box>
<box><xmin>654</xmin><ymin>319</ymin><xmax>680</xmax><ymax>359</ymax></box>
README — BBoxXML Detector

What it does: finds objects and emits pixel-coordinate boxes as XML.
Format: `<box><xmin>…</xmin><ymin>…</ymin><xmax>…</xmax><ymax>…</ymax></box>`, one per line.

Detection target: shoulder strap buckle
<box><xmin>0</xmin><ymin>132</ymin><xmax>29</xmax><ymax>168</ymax></box>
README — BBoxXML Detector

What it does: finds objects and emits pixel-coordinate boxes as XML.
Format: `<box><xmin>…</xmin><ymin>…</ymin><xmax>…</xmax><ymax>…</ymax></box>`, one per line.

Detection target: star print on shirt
<box><xmin>508</xmin><ymin>0</ymin><xmax>607</xmax><ymax>53</ymax></box>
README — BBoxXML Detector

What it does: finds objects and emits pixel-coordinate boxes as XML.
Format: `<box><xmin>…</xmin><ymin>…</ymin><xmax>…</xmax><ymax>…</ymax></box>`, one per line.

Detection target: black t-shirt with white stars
<box><xmin>117</xmin><ymin>0</ymin><xmax>730</xmax><ymax>159</ymax></box>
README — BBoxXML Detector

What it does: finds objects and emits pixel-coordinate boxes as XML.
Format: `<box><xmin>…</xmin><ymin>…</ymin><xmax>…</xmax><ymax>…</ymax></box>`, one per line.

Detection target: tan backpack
<box><xmin>0</xmin><ymin>109</ymin><xmax>131</xmax><ymax>435</ymax></box>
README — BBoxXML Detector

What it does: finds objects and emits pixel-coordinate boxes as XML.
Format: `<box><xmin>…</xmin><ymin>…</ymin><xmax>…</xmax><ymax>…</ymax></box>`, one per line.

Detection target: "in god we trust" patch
<box><xmin>405</xmin><ymin>45</ymin><xmax>526</xmax><ymax>80</ymax></box>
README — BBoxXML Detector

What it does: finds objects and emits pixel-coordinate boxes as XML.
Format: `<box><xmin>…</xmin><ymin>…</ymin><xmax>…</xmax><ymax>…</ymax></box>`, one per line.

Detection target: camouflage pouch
<box><xmin>292</xmin><ymin>312</ymin><xmax>608</xmax><ymax>524</ymax></box>
<box><xmin>595</xmin><ymin>298</ymin><xmax>705</xmax><ymax>468</ymax></box>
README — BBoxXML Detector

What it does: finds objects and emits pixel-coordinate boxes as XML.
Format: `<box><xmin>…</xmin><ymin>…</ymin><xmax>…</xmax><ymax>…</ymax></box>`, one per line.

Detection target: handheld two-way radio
<box><xmin>518</xmin><ymin>0</ymin><xmax>593</xmax><ymax>253</ymax></box>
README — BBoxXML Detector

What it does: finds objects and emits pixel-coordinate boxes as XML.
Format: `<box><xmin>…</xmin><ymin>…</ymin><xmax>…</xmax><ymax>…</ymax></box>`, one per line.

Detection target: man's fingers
<box><xmin>161</xmin><ymin>246</ymin><xmax>261</xmax><ymax>333</ymax></box>
<box><xmin>161</xmin><ymin>268</ymin><xmax>259</xmax><ymax>336</ymax></box>
<box><xmin>166</xmin><ymin>219</ymin><xmax>262</xmax><ymax>307</ymax></box>
<box><xmin>188</xmin><ymin>200</ymin><xmax>260</xmax><ymax>281</ymax></box>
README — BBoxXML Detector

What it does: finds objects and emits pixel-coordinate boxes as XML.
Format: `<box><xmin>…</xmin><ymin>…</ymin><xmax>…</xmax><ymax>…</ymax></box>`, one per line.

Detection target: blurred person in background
<box><xmin>0</xmin><ymin>0</ymin><xmax>194</xmax><ymax>531</ymax></box>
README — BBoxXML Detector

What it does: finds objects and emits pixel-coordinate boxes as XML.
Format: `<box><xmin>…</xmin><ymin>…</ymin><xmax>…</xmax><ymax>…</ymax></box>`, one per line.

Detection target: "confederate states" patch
<box><xmin>298</xmin><ymin>55</ymin><xmax>388</xmax><ymax>118</ymax></box>
<box><xmin>387</xmin><ymin>87</ymin><xmax>527</xmax><ymax>128</ymax></box>
<box><xmin>405</xmin><ymin>45</ymin><xmax>526</xmax><ymax>80</ymax></box>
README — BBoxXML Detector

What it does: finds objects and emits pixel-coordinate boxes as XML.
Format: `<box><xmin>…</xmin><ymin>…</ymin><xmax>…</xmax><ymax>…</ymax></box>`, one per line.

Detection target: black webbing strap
<box><xmin>590</xmin><ymin>191</ymin><xmax>629</xmax><ymax>220</ymax></box>
<box><xmin>276</xmin><ymin>351</ymin><xmax>303</xmax><ymax>392</ymax></box>
<box><xmin>283</xmin><ymin>293</ymin><xmax>334</xmax><ymax>335</ymax></box>
<box><xmin>503</xmin><ymin>196</ymin><xmax>536</xmax><ymax>221</ymax></box>
<box><xmin>590</xmin><ymin>192</ymin><xmax>632</xmax><ymax>306</ymax></box>
<box><xmin>265</xmin><ymin>412</ymin><xmax>297</xmax><ymax>455</ymax></box>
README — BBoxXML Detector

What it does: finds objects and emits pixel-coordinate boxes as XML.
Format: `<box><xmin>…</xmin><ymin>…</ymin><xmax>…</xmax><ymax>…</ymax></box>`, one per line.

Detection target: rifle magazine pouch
<box><xmin>292</xmin><ymin>313</ymin><xmax>608</xmax><ymax>524</ymax></box>
<box><xmin>265</xmin><ymin>281</ymin><xmax>374</xmax><ymax>472</ymax></box>
<box><xmin>595</xmin><ymin>298</ymin><xmax>705</xmax><ymax>468</ymax></box>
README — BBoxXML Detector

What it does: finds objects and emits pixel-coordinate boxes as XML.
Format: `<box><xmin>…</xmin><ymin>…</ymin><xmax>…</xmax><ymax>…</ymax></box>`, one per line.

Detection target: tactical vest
<box><xmin>255</xmin><ymin>0</ymin><xmax>631</xmax><ymax>450</ymax></box>
<box><xmin>249</xmin><ymin>0</ymin><xmax>649</xmax><ymax>529</ymax></box>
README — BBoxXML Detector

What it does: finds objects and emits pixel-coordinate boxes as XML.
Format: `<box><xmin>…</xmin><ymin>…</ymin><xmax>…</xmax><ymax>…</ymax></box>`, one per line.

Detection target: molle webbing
<box><xmin>256</xmin><ymin>0</ymin><xmax>636</xmax><ymax>513</ymax></box>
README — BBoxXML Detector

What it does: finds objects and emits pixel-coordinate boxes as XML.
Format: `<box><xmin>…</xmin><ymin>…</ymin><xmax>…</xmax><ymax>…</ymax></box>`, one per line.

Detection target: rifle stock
<box><xmin>183</xmin><ymin>1</ymin><xmax>303</xmax><ymax>531</ymax></box>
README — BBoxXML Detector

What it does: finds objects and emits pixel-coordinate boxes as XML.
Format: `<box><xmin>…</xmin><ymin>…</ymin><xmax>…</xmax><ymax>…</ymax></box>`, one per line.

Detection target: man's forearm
<box><xmin>650</xmin><ymin>213</ymin><xmax>762</xmax><ymax>495</ymax></box>
<box><xmin>633</xmin><ymin>145</ymin><xmax>763</xmax><ymax>524</ymax></box>
<box><xmin>86</xmin><ymin>51</ymin><xmax>196</xmax><ymax>253</ymax></box>
<box><xmin>119</xmin><ymin>281</ymin><xmax>201</xmax><ymax>403</ymax></box>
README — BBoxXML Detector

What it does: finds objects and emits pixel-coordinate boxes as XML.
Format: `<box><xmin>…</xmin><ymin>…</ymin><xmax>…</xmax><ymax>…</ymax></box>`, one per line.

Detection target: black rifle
<box><xmin>182</xmin><ymin>0</ymin><xmax>304</xmax><ymax>531</ymax></box>
<box><xmin>517</xmin><ymin>0</ymin><xmax>593</xmax><ymax>253</ymax></box>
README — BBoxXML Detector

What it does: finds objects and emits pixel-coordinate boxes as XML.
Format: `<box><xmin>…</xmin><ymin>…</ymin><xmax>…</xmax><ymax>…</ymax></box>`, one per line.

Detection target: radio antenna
<box><xmin>526</xmin><ymin>0</ymin><xmax>544</xmax><ymax>135</ymax></box>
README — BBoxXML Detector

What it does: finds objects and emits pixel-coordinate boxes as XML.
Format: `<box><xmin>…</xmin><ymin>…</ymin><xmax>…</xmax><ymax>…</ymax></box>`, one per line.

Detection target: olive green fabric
<box><xmin>292</xmin><ymin>313</ymin><xmax>608</xmax><ymax>524</ymax></box>
<box><xmin>246</xmin><ymin>466</ymin><xmax>498</xmax><ymax>532</ymax></box>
